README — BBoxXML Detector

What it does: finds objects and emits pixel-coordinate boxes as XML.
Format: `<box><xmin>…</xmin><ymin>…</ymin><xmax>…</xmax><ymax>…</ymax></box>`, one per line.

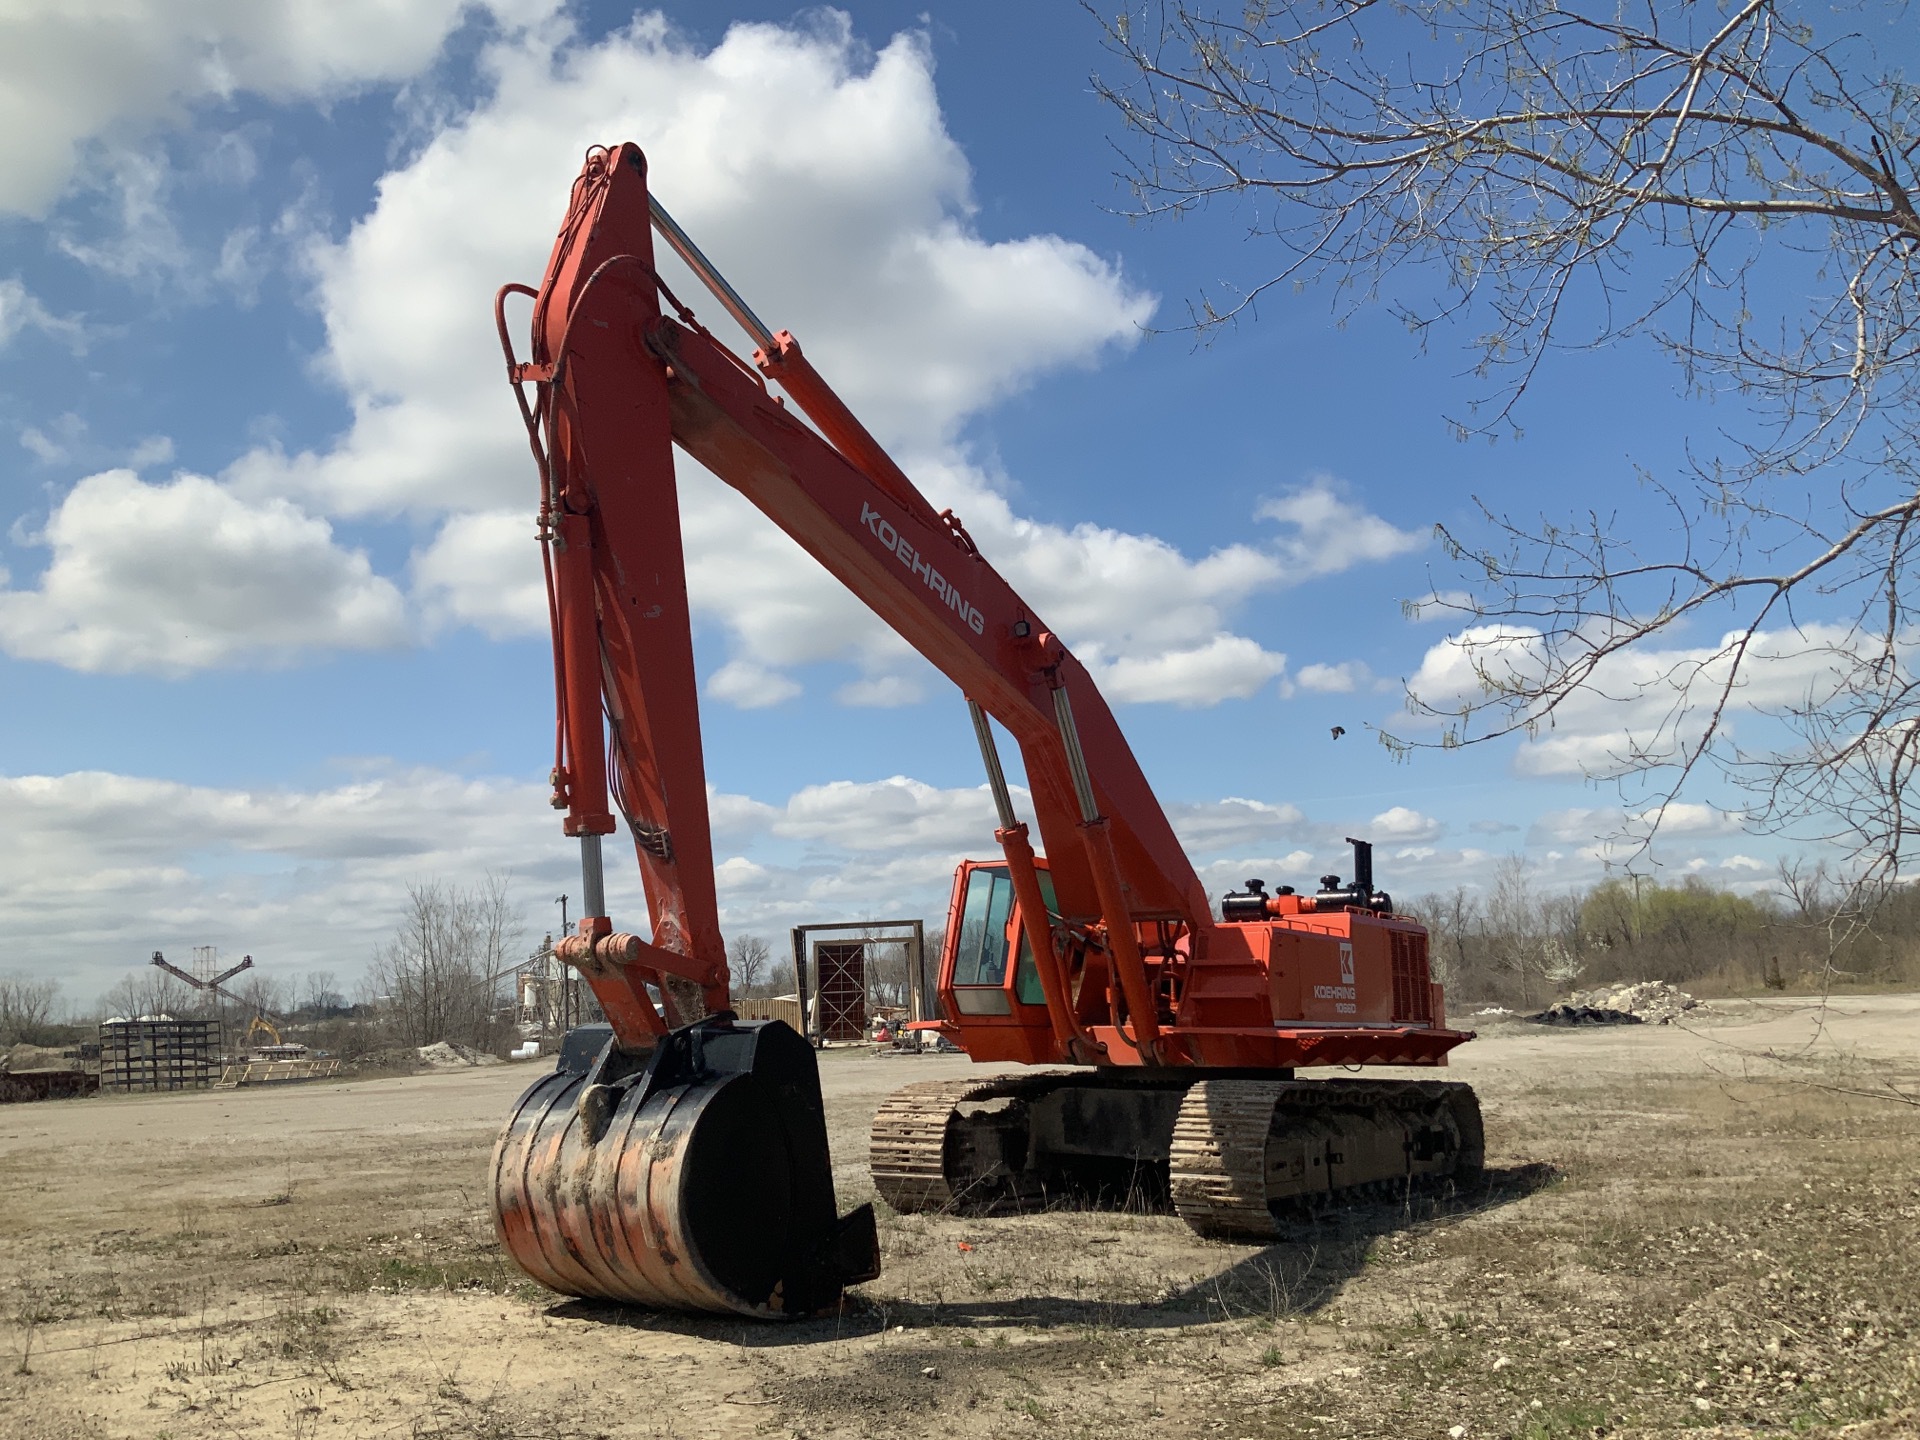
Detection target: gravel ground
<box><xmin>0</xmin><ymin>993</ymin><xmax>1914</xmax><ymax>1440</ymax></box>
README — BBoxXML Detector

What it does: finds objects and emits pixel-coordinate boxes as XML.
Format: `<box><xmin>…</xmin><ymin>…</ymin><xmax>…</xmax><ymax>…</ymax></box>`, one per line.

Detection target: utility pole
<box><xmin>553</xmin><ymin>895</ymin><xmax>572</xmax><ymax>1032</ymax></box>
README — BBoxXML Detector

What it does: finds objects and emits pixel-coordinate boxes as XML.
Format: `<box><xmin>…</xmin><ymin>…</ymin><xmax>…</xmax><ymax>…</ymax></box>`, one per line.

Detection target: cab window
<box><xmin>1012</xmin><ymin>869</ymin><xmax>1057</xmax><ymax>1005</ymax></box>
<box><xmin>953</xmin><ymin>867</ymin><xmax>1014</xmax><ymax>986</ymax></box>
<box><xmin>954</xmin><ymin>866</ymin><xmax>1057</xmax><ymax>1005</ymax></box>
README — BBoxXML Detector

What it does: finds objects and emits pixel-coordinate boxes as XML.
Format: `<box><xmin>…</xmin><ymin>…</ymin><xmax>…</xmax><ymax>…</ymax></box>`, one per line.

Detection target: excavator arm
<box><xmin>507</xmin><ymin>143</ymin><xmax>1207</xmax><ymax>1065</ymax></box>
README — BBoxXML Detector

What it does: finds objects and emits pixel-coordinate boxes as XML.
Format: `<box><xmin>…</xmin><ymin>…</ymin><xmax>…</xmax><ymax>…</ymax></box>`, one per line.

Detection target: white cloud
<box><xmin>713</xmin><ymin>855</ymin><xmax>771</xmax><ymax>892</ymax></box>
<box><xmin>1529</xmin><ymin>807</ymin><xmax>1622</xmax><ymax>846</ymax></box>
<box><xmin>774</xmin><ymin>775</ymin><xmax>1011</xmax><ymax>853</ymax></box>
<box><xmin>18</xmin><ymin>416</ymin><xmax>175</xmax><ymax>472</ymax></box>
<box><xmin>0</xmin><ymin>278</ymin><xmax>84</xmax><ymax>352</ymax></box>
<box><xmin>217</xmin><ymin>14</ymin><xmax>1368</xmax><ymax>708</ymax></box>
<box><xmin>0</xmin><ymin>470</ymin><xmax>406</xmax><ymax>674</ymax></box>
<box><xmin>128</xmin><ymin>435</ymin><xmax>176</xmax><ymax>469</ymax></box>
<box><xmin>1257</xmin><ymin>476</ymin><xmax>1425</xmax><ymax>581</ymax></box>
<box><xmin>230</xmin><ymin>17</ymin><xmax>1153</xmax><ymax>518</ymax></box>
<box><xmin>411</xmin><ymin>509</ymin><xmax>544</xmax><ymax>640</ymax></box>
<box><xmin>1195</xmin><ymin>853</ymin><xmax>1319</xmax><ymax>897</ymax></box>
<box><xmin>1406</xmin><ymin>620</ymin><xmax>1874</xmax><ymax>780</ymax></box>
<box><xmin>0</xmin><ymin>752</ymin><xmax>1795</xmax><ymax>1002</ymax></box>
<box><xmin>706</xmin><ymin>659</ymin><xmax>802</xmax><ymax>709</ymax></box>
<box><xmin>19</xmin><ymin>415</ymin><xmax>84</xmax><ymax>465</ymax></box>
<box><xmin>54</xmin><ymin>147</ymin><xmax>193</xmax><ymax>283</ymax></box>
<box><xmin>5</xmin><ymin>13</ymin><xmax>1424</xmax><ymax>702</ymax></box>
<box><xmin>1296</xmin><ymin>660</ymin><xmax>1368</xmax><ymax>694</ymax></box>
<box><xmin>1166</xmin><ymin>797</ymin><xmax>1309</xmax><ymax>853</ymax></box>
<box><xmin>1367</xmin><ymin>805</ymin><xmax>1442</xmax><ymax>842</ymax></box>
<box><xmin>835</xmin><ymin>674</ymin><xmax>926</xmax><ymax>707</ymax></box>
<box><xmin>706</xmin><ymin>786</ymin><xmax>779</xmax><ymax>846</ymax></box>
<box><xmin>0</xmin><ymin>761</ymin><xmax>1035</xmax><ymax>999</ymax></box>
<box><xmin>1631</xmin><ymin>802</ymin><xmax>1744</xmax><ymax>837</ymax></box>
<box><xmin>0</xmin><ymin>0</ymin><xmax>562</xmax><ymax>218</ymax></box>
<box><xmin>0</xmin><ymin>765</ymin><xmax>567</xmax><ymax>998</ymax></box>
<box><xmin>1087</xmin><ymin>635</ymin><xmax>1288</xmax><ymax>706</ymax></box>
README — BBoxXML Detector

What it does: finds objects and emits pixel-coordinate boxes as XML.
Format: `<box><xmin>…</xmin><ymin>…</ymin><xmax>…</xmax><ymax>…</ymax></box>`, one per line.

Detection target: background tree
<box><xmin>0</xmin><ymin>973</ymin><xmax>62</xmax><ymax>1047</ymax></box>
<box><xmin>1410</xmin><ymin>886</ymin><xmax>1485</xmax><ymax>990</ymax></box>
<box><xmin>852</xmin><ymin>925</ymin><xmax>916</xmax><ymax>1012</ymax></box>
<box><xmin>727</xmin><ymin>933</ymin><xmax>773</xmax><ymax>997</ymax></box>
<box><xmin>298</xmin><ymin>969</ymin><xmax>346</xmax><ymax>1018</ymax></box>
<box><xmin>226</xmin><ymin>971</ymin><xmax>289</xmax><ymax>1030</ymax></box>
<box><xmin>1484</xmin><ymin>856</ymin><xmax>1571</xmax><ymax>1006</ymax></box>
<box><xmin>99</xmin><ymin>966</ymin><xmax>197</xmax><ymax>1023</ymax></box>
<box><xmin>1099</xmin><ymin>0</ymin><xmax>1920</xmax><ymax>883</ymax></box>
<box><xmin>368</xmin><ymin>875</ymin><xmax>523</xmax><ymax>1050</ymax></box>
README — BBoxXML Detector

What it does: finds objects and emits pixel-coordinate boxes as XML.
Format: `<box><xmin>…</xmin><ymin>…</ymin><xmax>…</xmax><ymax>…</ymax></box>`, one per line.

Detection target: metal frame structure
<box><xmin>787</xmin><ymin>919</ymin><xmax>927</xmax><ymax>1043</ymax></box>
<box><xmin>99</xmin><ymin>1018</ymin><xmax>220</xmax><ymax>1093</ymax></box>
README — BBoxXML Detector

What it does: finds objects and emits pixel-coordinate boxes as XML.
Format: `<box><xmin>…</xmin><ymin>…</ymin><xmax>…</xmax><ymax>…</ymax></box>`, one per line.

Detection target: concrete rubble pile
<box><xmin>1567</xmin><ymin>980</ymin><xmax>1706</xmax><ymax>1025</ymax></box>
<box><xmin>2</xmin><ymin>1043</ymin><xmax>74</xmax><ymax>1073</ymax></box>
<box><xmin>1526</xmin><ymin>980</ymin><xmax>1706</xmax><ymax>1027</ymax></box>
<box><xmin>415</xmin><ymin>1040</ymin><xmax>503</xmax><ymax>1069</ymax></box>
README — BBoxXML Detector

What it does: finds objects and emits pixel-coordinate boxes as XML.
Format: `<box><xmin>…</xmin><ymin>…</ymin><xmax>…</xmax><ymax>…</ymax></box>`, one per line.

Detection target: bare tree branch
<box><xmin>1097</xmin><ymin>0</ymin><xmax>1920</xmax><ymax>881</ymax></box>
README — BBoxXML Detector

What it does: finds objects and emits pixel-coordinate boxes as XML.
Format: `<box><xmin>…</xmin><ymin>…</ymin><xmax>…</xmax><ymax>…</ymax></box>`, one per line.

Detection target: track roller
<box><xmin>491</xmin><ymin>1017</ymin><xmax>879</xmax><ymax>1316</ymax></box>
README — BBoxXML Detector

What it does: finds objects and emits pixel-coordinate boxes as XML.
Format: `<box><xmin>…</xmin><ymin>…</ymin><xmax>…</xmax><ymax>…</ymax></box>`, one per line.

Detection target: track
<box><xmin>1170</xmin><ymin>1079</ymin><xmax>1482</xmax><ymax>1238</ymax></box>
<box><xmin>869</xmin><ymin>1072</ymin><xmax>1079</xmax><ymax>1214</ymax></box>
<box><xmin>871</xmin><ymin>1071</ymin><xmax>1482</xmax><ymax>1238</ymax></box>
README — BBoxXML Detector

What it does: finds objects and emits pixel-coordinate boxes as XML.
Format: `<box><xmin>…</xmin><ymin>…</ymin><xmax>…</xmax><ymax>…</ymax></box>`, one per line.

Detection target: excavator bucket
<box><xmin>490</xmin><ymin>1016</ymin><xmax>879</xmax><ymax>1316</ymax></box>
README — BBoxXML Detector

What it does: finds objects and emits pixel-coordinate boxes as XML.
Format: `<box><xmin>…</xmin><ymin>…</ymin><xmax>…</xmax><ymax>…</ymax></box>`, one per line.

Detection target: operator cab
<box><xmin>934</xmin><ymin>859</ymin><xmax>1059</xmax><ymax>1062</ymax></box>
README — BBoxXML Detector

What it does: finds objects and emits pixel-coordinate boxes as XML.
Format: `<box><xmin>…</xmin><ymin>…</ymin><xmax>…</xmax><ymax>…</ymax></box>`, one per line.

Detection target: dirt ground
<box><xmin>1</xmin><ymin>995</ymin><xmax>1915</xmax><ymax>1440</ymax></box>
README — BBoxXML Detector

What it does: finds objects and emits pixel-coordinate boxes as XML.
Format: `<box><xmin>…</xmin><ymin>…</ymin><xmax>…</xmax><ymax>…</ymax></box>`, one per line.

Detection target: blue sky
<box><xmin>0</xmin><ymin>2</ymin><xmax>1836</xmax><ymax>1003</ymax></box>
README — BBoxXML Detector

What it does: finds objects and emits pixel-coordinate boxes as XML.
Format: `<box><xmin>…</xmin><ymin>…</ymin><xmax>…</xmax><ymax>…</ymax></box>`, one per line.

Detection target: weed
<box><xmin>1519</xmin><ymin>1401</ymin><xmax>1608</xmax><ymax>1438</ymax></box>
<box><xmin>274</xmin><ymin>1302</ymin><xmax>341</xmax><ymax>1369</ymax></box>
<box><xmin>162</xmin><ymin>1343</ymin><xmax>233</xmax><ymax>1381</ymax></box>
<box><xmin>171</xmin><ymin>1202</ymin><xmax>208</xmax><ymax>1241</ymax></box>
<box><xmin>306</xmin><ymin>1245</ymin><xmax>528</xmax><ymax>1297</ymax></box>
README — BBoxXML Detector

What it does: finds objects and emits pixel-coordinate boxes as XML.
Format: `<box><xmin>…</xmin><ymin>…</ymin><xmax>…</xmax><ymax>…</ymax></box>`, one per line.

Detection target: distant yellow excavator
<box><xmin>245</xmin><ymin>1016</ymin><xmax>282</xmax><ymax>1047</ymax></box>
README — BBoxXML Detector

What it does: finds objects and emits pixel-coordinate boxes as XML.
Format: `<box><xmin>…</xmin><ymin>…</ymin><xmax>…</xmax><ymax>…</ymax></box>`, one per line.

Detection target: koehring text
<box><xmin>861</xmin><ymin>503</ymin><xmax>986</xmax><ymax>635</ymax></box>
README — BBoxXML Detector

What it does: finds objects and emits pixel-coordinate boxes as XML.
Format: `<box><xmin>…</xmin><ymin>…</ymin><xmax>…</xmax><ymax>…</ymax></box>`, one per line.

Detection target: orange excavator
<box><xmin>489</xmin><ymin>145</ymin><xmax>1479</xmax><ymax>1318</ymax></box>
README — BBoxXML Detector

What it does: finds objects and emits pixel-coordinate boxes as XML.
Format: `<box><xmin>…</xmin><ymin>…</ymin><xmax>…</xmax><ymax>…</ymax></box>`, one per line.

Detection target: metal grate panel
<box><xmin>813</xmin><ymin>942</ymin><xmax>868</xmax><ymax>1042</ymax></box>
<box><xmin>1388</xmin><ymin>931</ymin><xmax>1433</xmax><ymax>1025</ymax></box>
<box><xmin>98</xmin><ymin>1019</ymin><xmax>221</xmax><ymax>1092</ymax></box>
